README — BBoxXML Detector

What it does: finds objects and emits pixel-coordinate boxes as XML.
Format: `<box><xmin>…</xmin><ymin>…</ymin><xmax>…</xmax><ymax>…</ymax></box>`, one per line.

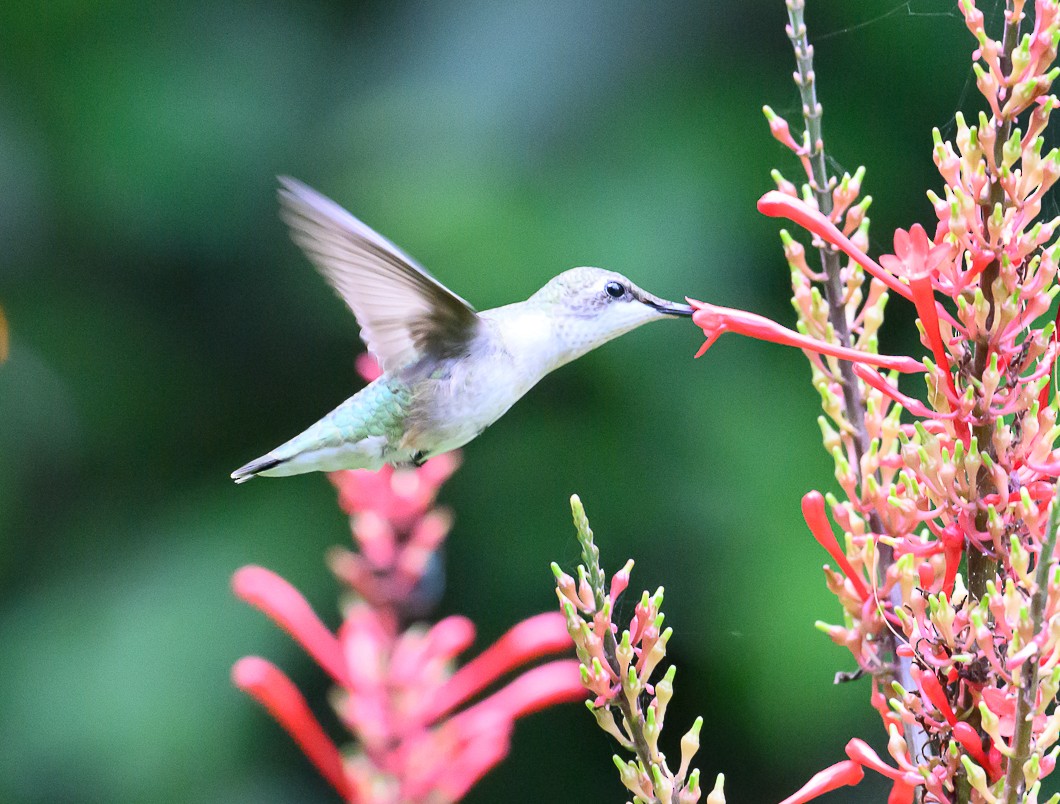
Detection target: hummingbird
<box><xmin>231</xmin><ymin>177</ymin><xmax>693</xmax><ymax>483</ymax></box>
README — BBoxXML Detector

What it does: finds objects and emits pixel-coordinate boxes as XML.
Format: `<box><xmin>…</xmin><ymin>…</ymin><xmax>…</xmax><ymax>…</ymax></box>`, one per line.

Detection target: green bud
<box><xmin>959</xmin><ymin>755</ymin><xmax>989</xmax><ymax>797</ymax></box>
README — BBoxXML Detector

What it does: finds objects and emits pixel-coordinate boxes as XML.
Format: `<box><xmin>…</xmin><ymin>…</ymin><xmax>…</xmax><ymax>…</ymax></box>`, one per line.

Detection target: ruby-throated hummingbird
<box><xmin>231</xmin><ymin>177</ymin><xmax>693</xmax><ymax>483</ymax></box>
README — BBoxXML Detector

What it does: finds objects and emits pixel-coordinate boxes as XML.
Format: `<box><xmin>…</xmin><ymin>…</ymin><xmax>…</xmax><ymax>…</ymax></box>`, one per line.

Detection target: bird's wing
<box><xmin>278</xmin><ymin>176</ymin><xmax>480</xmax><ymax>371</ymax></box>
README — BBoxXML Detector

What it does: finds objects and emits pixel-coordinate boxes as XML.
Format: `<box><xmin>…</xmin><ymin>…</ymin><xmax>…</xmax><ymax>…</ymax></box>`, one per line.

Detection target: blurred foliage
<box><xmin>0</xmin><ymin>1</ymin><xmax>990</xmax><ymax>802</ymax></box>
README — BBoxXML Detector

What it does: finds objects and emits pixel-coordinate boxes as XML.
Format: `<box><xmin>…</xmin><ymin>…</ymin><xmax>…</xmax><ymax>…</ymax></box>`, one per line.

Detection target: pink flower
<box><xmin>758</xmin><ymin>3</ymin><xmax>1060</xmax><ymax>800</ymax></box>
<box><xmin>879</xmin><ymin>225</ymin><xmax>962</xmax><ymax>406</ymax></box>
<box><xmin>233</xmin><ymin>656</ymin><xmax>353</xmax><ymax>800</ymax></box>
<box><xmin>233</xmin><ymin>564</ymin><xmax>583</xmax><ymax>802</ymax></box>
<box><xmin>801</xmin><ymin>491</ymin><xmax>869</xmax><ymax>602</ymax></box>
<box><xmin>779</xmin><ymin>740</ymin><xmax>920</xmax><ymax>804</ymax></box>
<box><xmin>688</xmin><ymin>298</ymin><xmax>925</xmax><ymax>374</ymax></box>
<box><xmin>777</xmin><ymin>760</ymin><xmax>864</xmax><ymax>804</ymax></box>
<box><xmin>233</xmin><ymin>401</ymin><xmax>583</xmax><ymax>802</ymax></box>
<box><xmin>327</xmin><ymin>444</ymin><xmax>459</xmax><ymax>613</ymax></box>
<box><xmin>981</xmin><ymin>686</ymin><xmax>1048</xmax><ymax>739</ymax></box>
<box><xmin>330</xmin><ymin>455</ymin><xmax>459</xmax><ymax>531</ymax></box>
<box><xmin>758</xmin><ymin>191</ymin><xmax>917</xmax><ymax>305</ymax></box>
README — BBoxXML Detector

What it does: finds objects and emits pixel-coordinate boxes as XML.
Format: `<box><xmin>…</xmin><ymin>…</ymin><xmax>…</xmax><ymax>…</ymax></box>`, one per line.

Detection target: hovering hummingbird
<box><xmin>231</xmin><ymin>177</ymin><xmax>693</xmax><ymax>483</ymax></box>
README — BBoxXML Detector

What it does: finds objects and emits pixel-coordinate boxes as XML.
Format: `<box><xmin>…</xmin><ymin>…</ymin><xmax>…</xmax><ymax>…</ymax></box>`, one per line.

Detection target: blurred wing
<box><xmin>278</xmin><ymin>176</ymin><xmax>479</xmax><ymax>371</ymax></box>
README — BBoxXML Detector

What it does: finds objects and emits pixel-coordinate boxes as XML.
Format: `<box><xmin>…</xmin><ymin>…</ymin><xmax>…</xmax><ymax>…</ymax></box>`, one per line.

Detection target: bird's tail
<box><xmin>230</xmin><ymin>455</ymin><xmax>285</xmax><ymax>484</ymax></box>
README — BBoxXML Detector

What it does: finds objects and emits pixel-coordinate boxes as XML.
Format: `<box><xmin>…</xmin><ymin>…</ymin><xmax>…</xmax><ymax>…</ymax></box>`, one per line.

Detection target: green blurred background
<box><xmin>0</xmin><ymin>1</ymin><xmax>992</xmax><ymax>801</ymax></box>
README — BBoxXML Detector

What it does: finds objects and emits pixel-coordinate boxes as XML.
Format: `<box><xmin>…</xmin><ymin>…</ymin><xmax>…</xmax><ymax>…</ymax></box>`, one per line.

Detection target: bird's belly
<box><xmin>408</xmin><ymin>365</ymin><xmax>536</xmax><ymax>456</ymax></box>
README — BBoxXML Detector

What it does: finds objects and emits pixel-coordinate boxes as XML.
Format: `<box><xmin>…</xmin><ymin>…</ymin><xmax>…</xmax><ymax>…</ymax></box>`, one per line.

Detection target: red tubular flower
<box><xmin>879</xmin><ymin>225</ymin><xmax>964</xmax><ymax>414</ymax></box>
<box><xmin>330</xmin><ymin>454</ymin><xmax>459</xmax><ymax>530</ymax></box>
<box><xmin>952</xmin><ymin>722</ymin><xmax>997</xmax><ymax>779</ymax></box>
<box><xmin>801</xmin><ymin>491</ymin><xmax>870</xmax><ymax>601</ymax></box>
<box><xmin>757</xmin><ymin>3</ymin><xmax>1060</xmax><ymax>798</ymax></box>
<box><xmin>232</xmin><ymin>565</ymin><xmax>349</xmax><ymax>687</ymax></box>
<box><xmin>234</xmin><ymin>415</ymin><xmax>582</xmax><ymax>801</ymax></box>
<box><xmin>779</xmin><ymin>738</ymin><xmax>923</xmax><ymax>804</ymax></box>
<box><xmin>939</xmin><ymin>524</ymin><xmax>964</xmax><ymax>599</ymax></box>
<box><xmin>232</xmin><ymin>657</ymin><xmax>354</xmax><ymax>801</ymax></box>
<box><xmin>844</xmin><ymin>739</ymin><xmax>907</xmax><ymax>781</ymax></box>
<box><xmin>909</xmin><ymin>665</ymin><xmax>957</xmax><ymax>727</ymax></box>
<box><xmin>852</xmin><ymin>364</ymin><xmax>958</xmax><ymax>420</ymax></box>
<box><xmin>236</xmin><ymin>582</ymin><xmax>582</xmax><ymax>802</ymax></box>
<box><xmin>689</xmin><ymin>300</ymin><xmax>925</xmax><ymax>373</ymax></box>
<box><xmin>777</xmin><ymin>759</ymin><xmax>865</xmax><ymax>804</ymax></box>
<box><xmin>758</xmin><ymin>192</ymin><xmax>966</xmax><ymax>331</ymax></box>
<box><xmin>758</xmin><ymin>192</ymin><xmax>915</xmax><ymax>303</ymax></box>
<box><xmin>426</xmin><ymin>612</ymin><xmax>574</xmax><ymax>723</ymax></box>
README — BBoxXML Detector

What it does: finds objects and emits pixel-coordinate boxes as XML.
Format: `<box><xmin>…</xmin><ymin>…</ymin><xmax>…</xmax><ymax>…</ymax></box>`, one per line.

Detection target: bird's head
<box><xmin>529</xmin><ymin>267</ymin><xmax>693</xmax><ymax>362</ymax></box>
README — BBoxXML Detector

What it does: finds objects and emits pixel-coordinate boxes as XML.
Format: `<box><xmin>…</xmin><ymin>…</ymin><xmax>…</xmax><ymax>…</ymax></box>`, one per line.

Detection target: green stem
<box><xmin>970</xmin><ymin>4</ymin><xmax>1023</xmax><ymax>604</ymax></box>
<box><xmin>1001</xmin><ymin>483</ymin><xmax>1060</xmax><ymax>802</ymax></box>
<box><xmin>784</xmin><ymin>0</ymin><xmax>926</xmax><ymax>782</ymax></box>
<box><xmin>570</xmin><ymin>496</ymin><xmax>664</xmax><ymax>802</ymax></box>
<box><xmin>784</xmin><ymin>0</ymin><xmax>869</xmax><ymax>465</ymax></box>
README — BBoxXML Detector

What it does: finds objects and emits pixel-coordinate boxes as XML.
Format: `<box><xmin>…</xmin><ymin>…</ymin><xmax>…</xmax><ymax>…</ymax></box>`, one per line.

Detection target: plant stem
<box><xmin>571</xmin><ymin>496</ymin><xmax>663</xmax><ymax>802</ymax></box>
<box><xmin>603</xmin><ymin>625</ymin><xmax>665</xmax><ymax>795</ymax></box>
<box><xmin>1001</xmin><ymin>480</ymin><xmax>1060</xmax><ymax>802</ymax></box>
<box><xmin>784</xmin><ymin>0</ymin><xmax>868</xmax><ymax>463</ymax></box>
<box><xmin>970</xmin><ymin>3</ymin><xmax>1023</xmax><ymax>602</ymax></box>
<box><xmin>784</xmin><ymin>0</ymin><xmax>927</xmax><ymax>781</ymax></box>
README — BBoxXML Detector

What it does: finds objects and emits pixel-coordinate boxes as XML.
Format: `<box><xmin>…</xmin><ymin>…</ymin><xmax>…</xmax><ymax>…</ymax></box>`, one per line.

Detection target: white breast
<box><xmin>414</xmin><ymin>308</ymin><xmax>557</xmax><ymax>454</ymax></box>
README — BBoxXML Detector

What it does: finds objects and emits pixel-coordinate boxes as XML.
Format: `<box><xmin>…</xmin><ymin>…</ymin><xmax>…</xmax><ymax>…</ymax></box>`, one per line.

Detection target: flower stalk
<box><xmin>233</xmin><ymin>357</ymin><xmax>585</xmax><ymax>802</ymax></box>
<box><xmin>553</xmin><ymin>495</ymin><xmax>715</xmax><ymax>804</ymax></box>
<box><xmin>778</xmin><ymin>0</ymin><xmax>934</xmax><ymax>778</ymax></box>
<box><xmin>1002</xmin><ymin>479</ymin><xmax>1060</xmax><ymax>801</ymax></box>
<box><xmin>691</xmin><ymin>1</ymin><xmax>1060</xmax><ymax>801</ymax></box>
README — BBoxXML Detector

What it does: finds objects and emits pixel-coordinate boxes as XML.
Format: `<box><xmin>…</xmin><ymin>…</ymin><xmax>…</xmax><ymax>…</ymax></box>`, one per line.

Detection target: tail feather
<box><xmin>231</xmin><ymin>455</ymin><xmax>284</xmax><ymax>484</ymax></box>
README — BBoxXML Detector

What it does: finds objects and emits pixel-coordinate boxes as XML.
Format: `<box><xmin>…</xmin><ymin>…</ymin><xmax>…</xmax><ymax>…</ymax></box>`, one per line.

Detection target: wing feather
<box><xmin>278</xmin><ymin>177</ymin><xmax>479</xmax><ymax>371</ymax></box>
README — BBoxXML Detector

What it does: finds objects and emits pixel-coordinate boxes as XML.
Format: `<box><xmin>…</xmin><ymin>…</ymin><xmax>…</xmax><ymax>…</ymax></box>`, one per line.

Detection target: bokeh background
<box><xmin>0</xmin><ymin>1</ymin><xmax>1016</xmax><ymax>801</ymax></box>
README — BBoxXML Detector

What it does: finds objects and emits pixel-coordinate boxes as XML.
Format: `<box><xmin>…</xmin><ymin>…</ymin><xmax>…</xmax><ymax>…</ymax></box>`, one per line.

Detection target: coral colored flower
<box><xmin>757</xmin><ymin>191</ymin><xmax>916</xmax><ymax>305</ymax></box>
<box><xmin>780</xmin><ymin>739</ymin><xmax>921</xmax><ymax>804</ymax></box>
<box><xmin>235</xmin><ymin>565</ymin><xmax>582</xmax><ymax>802</ymax></box>
<box><xmin>756</xmin><ymin>1</ymin><xmax>1060</xmax><ymax>800</ymax></box>
<box><xmin>688</xmin><ymin>299</ymin><xmax>925</xmax><ymax>373</ymax></box>
<box><xmin>879</xmin><ymin>225</ymin><xmax>962</xmax><ymax>407</ymax></box>
<box><xmin>232</xmin><ymin>657</ymin><xmax>353</xmax><ymax>800</ymax></box>
<box><xmin>554</xmin><ymin>496</ymin><xmax>708</xmax><ymax>804</ymax></box>
<box><xmin>330</xmin><ymin>455</ymin><xmax>459</xmax><ymax>531</ymax></box>
<box><xmin>777</xmin><ymin>760</ymin><xmax>865</xmax><ymax>804</ymax></box>
<box><xmin>878</xmin><ymin>223</ymin><xmax>954</xmax><ymax>283</ymax></box>
<box><xmin>801</xmin><ymin>491</ymin><xmax>869</xmax><ymax>601</ymax></box>
<box><xmin>233</xmin><ymin>416</ymin><xmax>583</xmax><ymax>802</ymax></box>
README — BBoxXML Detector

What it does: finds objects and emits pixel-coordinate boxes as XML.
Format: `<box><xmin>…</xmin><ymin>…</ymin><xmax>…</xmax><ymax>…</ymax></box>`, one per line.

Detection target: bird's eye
<box><xmin>604</xmin><ymin>281</ymin><xmax>626</xmax><ymax>299</ymax></box>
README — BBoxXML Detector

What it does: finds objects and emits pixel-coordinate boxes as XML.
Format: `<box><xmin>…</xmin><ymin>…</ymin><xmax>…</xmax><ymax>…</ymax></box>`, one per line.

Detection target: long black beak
<box><xmin>643</xmin><ymin>295</ymin><xmax>694</xmax><ymax>317</ymax></box>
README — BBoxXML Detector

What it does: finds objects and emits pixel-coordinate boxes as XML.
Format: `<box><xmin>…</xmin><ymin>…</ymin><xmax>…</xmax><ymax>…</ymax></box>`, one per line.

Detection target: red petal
<box><xmin>845</xmin><ymin>738</ymin><xmax>903</xmax><ymax>780</ymax></box>
<box><xmin>233</xmin><ymin>566</ymin><xmax>349</xmax><ymax>686</ymax></box>
<box><xmin>801</xmin><ymin>491</ymin><xmax>869</xmax><ymax>601</ymax></box>
<box><xmin>426</xmin><ymin>613</ymin><xmax>573</xmax><ymax>722</ymax></box>
<box><xmin>232</xmin><ymin>657</ymin><xmax>354</xmax><ymax>801</ymax></box>
<box><xmin>778</xmin><ymin>760</ymin><xmax>865</xmax><ymax>804</ymax></box>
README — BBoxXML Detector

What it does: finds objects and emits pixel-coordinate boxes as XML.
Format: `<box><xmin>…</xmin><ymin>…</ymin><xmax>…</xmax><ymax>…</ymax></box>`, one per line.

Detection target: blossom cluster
<box><xmin>691</xmin><ymin>1</ymin><xmax>1060</xmax><ymax>801</ymax></box>
<box><xmin>233</xmin><ymin>357</ymin><xmax>584</xmax><ymax>802</ymax></box>
<box><xmin>553</xmin><ymin>494</ymin><xmax>722</xmax><ymax>804</ymax></box>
